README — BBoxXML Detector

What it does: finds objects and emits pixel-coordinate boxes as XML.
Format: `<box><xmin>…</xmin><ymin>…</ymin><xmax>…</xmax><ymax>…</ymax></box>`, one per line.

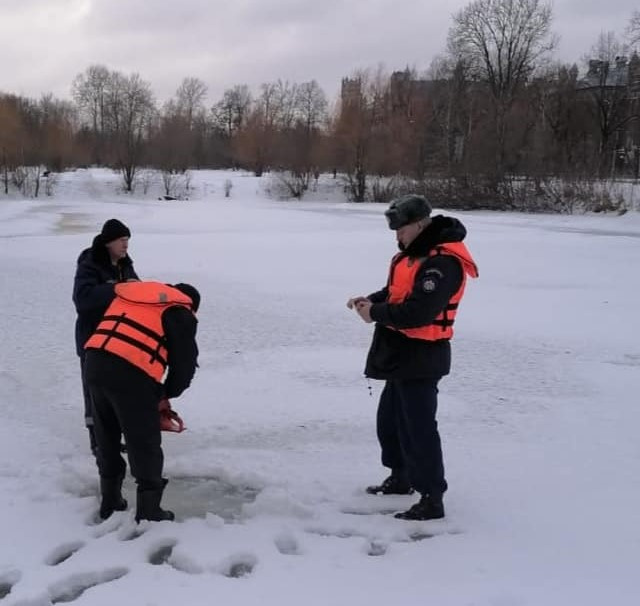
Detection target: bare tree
<box><xmin>293</xmin><ymin>80</ymin><xmax>328</xmax><ymax>177</ymax></box>
<box><xmin>628</xmin><ymin>10</ymin><xmax>640</xmax><ymax>47</ymax></box>
<box><xmin>175</xmin><ymin>77</ymin><xmax>209</xmax><ymax>167</ymax></box>
<box><xmin>448</xmin><ymin>0</ymin><xmax>556</xmax><ymax>176</ymax></box>
<box><xmin>150</xmin><ymin>78</ymin><xmax>209</xmax><ymax>172</ymax></box>
<box><xmin>585</xmin><ymin>31</ymin><xmax>630</xmax><ymax>64</ymax></box>
<box><xmin>0</xmin><ymin>96</ymin><xmax>23</xmax><ymax>194</ymax></box>
<box><xmin>273</xmin><ymin>80</ymin><xmax>299</xmax><ymax>130</ymax></box>
<box><xmin>271</xmin><ymin>81</ymin><xmax>329</xmax><ymax>197</ymax></box>
<box><xmin>105</xmin><ymin>73</ymin><xmax>156</xmax><ymax>191</ymax></box>
<box><xmin>212</xmin><ymin>85</ymin><xmax>252</xmax><ymax>138</ymax></box>
<box><xmin>233</xmin><ymin>82</ymin><xmax>283</xmax><ymax>175</ymax></box>
<box><xmin>256</xmin><ymin>82</ymin><xmax>280</xmax><ymax>131</ymax></box>
<box><xmin>533</xmin><ymin>63</ymin><xmax>584</xmax><ymax>175</ymax></box>
<box><xmin>38</xmin><ymin>94</ymin><xmax>77</xmax><ymax>172</ymax></box>
<box><xmin>101</xmin><ymin>70</ymin><xmax>126</xmax><ymax>140</ymax></box>
<box><xmin>72</xmin><ymin>65</ymin><xmax>111</xmax><ymax>164</ymax></box>
<box><xmin>296</xmin><ymin>80</ymin><xmax>328</xmax><ymax>135</ymax></box>
<box><xmin>0</xmin><ymin>92</ymin><xmax>78</xmax><ymax>195</ymax></box>
<box><xmin>364</xmin><ymin>65</ymin><xmax>394</xmax><ymax>179</ymax></box>
<box><xmin>580</xmin><ymin>31</ymin><xmax>637</xmax><ymax>176</ymax></box>
<box><xmin>232</xmin><ymin>110</ymin><xmax>263</xmax><ymax>175</ymax></box>
<box><xmin>175</xmin><ymin>77</ymin><xmax>208</xmax><ymax>130</ymax></box>
<box><xmin>152</xmin><ymin>100</ymin><xmax>192</xmax><ymax>173</ymax></box>
<box><xmin>427</xmin><ymin>57</ymin><xmax>457</xmax><ymax>172</ymax></box>
<box><xmin>332</xmin><ymin>69</ymin><xmax>391</xmax><ymax>201</ymax></box>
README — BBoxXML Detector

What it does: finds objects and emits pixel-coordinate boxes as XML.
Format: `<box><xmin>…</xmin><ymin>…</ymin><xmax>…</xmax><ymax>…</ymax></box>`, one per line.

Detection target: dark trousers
<box><xmin>84</xmin><ymin>351</ymin><xmax>164</xmax><ymax>488</ymax></box>
<box><xmin>80</xmin><ymin>354</ymin><xmax>93</xmax><ymax>427</ymax></box>
<box><xmin>376</xmin><ymin>377</ymin><xmax>447</xmax><ymax>497</ymax></box>
<box><xmin>80</xmin><ymin>354</ymin><xmax>97</xmax><ymax>455</ymax></box>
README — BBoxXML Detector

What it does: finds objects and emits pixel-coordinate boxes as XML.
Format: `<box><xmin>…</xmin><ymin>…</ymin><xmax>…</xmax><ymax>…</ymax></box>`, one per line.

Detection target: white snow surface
<box><xmin>0</xmin><ymin>168</ymin><xmax>639</xmax><ymax>605</ymax></box>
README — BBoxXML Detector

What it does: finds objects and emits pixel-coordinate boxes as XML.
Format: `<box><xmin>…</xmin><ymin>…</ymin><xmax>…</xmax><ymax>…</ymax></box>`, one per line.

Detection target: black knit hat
<box><xmin>173</xmin><ymin>283</ymin><xmax>201</xmax><ymax>312</ymax></box>
<box><xmin>101</xmin><ymin>218</ymin><xmax>131</xmax><ymax>244</ymax></box>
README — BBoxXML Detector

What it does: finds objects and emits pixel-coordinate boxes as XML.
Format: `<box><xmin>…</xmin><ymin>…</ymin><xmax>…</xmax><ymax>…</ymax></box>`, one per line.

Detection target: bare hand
<box><xmin>347</xmin><ymin>296</ymin><xmax>368</xmax><ymax>309</ymax></box>
<box><xmin>356</xmin><ymin>300</ymin><xmax>373</xmax><ymax>323</ymax></box>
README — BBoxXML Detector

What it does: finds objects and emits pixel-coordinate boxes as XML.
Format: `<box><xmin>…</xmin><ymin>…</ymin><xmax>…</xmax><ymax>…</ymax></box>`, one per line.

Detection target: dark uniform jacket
<box><xmin>364</xmin><ymin>215</ymin><xmax>468</xmax><ymax>380</ymax></box>
<box><xmin>72</xmin><ymin>235</ymin><xmax>138</xmax><ymax>356</ymax></box>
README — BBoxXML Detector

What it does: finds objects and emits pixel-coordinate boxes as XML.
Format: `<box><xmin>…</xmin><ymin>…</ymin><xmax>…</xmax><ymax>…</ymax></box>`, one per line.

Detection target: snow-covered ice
<box><xmin>0</xmin><ymin>168</ymin><xmax>639</xmax><ymax>605</ymax></box>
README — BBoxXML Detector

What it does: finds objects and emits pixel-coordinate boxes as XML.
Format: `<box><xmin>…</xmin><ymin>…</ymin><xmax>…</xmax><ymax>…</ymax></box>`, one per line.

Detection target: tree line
<box><xmin>1</xmin><ymin>0</ymin><xmax>639</xmax><ymax>211</ymax></box>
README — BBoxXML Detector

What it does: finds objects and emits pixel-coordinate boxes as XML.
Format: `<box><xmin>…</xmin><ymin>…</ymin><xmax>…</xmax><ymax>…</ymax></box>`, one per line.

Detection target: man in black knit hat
<box><xmin>73</xmin><ymin>218</ymin><xmax>139</xmax><ymax>456</ymax></box>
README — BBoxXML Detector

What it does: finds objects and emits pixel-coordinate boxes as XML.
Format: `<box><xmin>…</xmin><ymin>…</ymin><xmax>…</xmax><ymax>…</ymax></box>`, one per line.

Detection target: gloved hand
<box><xmin>158</xmin><ymin>398</ymin><xmax>186</xmax><ymax>433</ymax></box>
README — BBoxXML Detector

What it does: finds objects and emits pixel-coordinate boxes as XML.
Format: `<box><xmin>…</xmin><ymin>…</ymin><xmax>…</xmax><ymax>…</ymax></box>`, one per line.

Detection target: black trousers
<box><xmin>80</xmin><ymin>354</ymin><xmax>93</xmax><ymax>427</ymax></box>
<box><xmin>376</xmin><ymin>377</ymin><xmax>447</xmax><ymax>497</ymax></box>
<box><xmin>84</xmin><ymin>351</ymin><xmax>164</xmax><ymax>488</ymax></box>
<box><xmin>79</xmin><ymin>354</ymin><xmax>97</xmax><ymax>455</ymax></box>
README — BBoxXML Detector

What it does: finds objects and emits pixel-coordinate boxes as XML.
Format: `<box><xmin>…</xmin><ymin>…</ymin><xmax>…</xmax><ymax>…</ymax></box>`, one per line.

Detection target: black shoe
<box><xmin>394</xmin><ymin>494</ymin><xmax>444</xmax><ymax>520</ymax></box>
<box><xmin>99</xmin><ymin>476</ymin><xmax>128</xmax><ymax>520</ymax></box>
<box><xmin>135</xmin><ymin>478</ymin><xmax>175</xmax><ymax>522</ymax></box>
<box><xmin>366</xmin><ymin>474</ymin><xmax>414</xmax><ymax>495</ymax></box>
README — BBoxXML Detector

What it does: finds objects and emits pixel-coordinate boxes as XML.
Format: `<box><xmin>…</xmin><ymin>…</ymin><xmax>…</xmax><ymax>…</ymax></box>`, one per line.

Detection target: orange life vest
<box><xmin>84</xmin><ymin>281</ymin><xmax>192</xmax><ymax>382</ymax></box>
<box><xmin>387</xmin><ymin>242</ymin><xmax>478</xmax><ymax>341</ymax></box>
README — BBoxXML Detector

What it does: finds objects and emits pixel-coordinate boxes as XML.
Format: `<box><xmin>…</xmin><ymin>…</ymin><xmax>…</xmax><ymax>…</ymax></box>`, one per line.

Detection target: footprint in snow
<box><xmin>146</xmin><ymin>540</ymin><xmax>203</xmax><ymax>574</ymax></box>
<box><xmin>45</xmin><ymin>542</ymin><xmax>85</xmax><ymax>566</ymax></box>
<box><xmin>0</xmin><ymin>570</ymin><xmax>21</xmax><ymax>601</ymax></box>
<box><xmin>409</xmin><ymin>531</ymin><xmax>436</xmax><ymax>542</ymax></box>
<box><xmin>218</xmin><ymin>554</ymin><xmax>257</xmax><ymax>579</ymax></box>
<box><xmin>274</xmin><ymin>532</ymin><xmax>301</xmax><ymax>555</ymax></box>
<box><xmin>305</xmin><ymin>527</ymin><xmax>369</xmax><ymax>540</ymax></box>
<box><xmin>148</xmin><ymin>540</ymin><xmax>177</xmax><ymax>566</ymax></box>
<box><xmin>48</xmin><ymin>567</ymin><xmax>128</xmax><ymax>604</ymax></box>
<box><xmin>90</xmin><ymin>510</ymin><xmax>129</xmax><ymax>538</ymax></box>
<box><xmin>397</xmin><ymin>526</ymin><xmax>463</xmax><ymax>542</ymax></box>
<box><xmin>0</xmin><ymin>584</ymin><xmax>10</xmax><ymax>601</ymax></box>
<box><xmin>117</xmin><ymin>523</ymin><xmax>146</xmax><ymax>542</ymax></box>
<box><xmin>366</xmin><ymin>539</ymin><xmax>388</xmax><ymax>556</ymax></box>
<box><xmin>341</xmin><ymin>507</ymin><xmax>400</xmax><ymax>516</ymax></box>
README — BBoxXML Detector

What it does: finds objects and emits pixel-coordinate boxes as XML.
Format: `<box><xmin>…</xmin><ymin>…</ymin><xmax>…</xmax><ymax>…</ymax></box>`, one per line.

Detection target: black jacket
<box><xmin>162</xmin><ymin>306</ymin><xmax>199</xmax><ymax>399</ymax></box>
<box><xmin>364</xmin><ymin>215</ymin><xmax>467</xmax><ymax>380</ymax></box>
<box><xmin>72</xmin><ymin>235</ymin><xmax>138</xmax><ymax>356</ymax></box>
<box><xmin>84</xmin><ymin>305</ymin><xmax>199</xmax><ymax>400</ymax></box>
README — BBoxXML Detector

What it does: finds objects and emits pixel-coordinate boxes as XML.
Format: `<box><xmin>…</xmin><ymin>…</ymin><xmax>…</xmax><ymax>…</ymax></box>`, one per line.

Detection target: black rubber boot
<box><xmin>394</xmin><ymin>494</ymin><xmax>445</xmax><ymax>520</ymax></box>
<box><xmin>366</xmin><ymin>473</ymin><xmax>414</xmax><ymax>495</ymax></box>
<box><xmin>99</xmin><ymin>476</ymin><xmax>128</xmax><ymax>520</ymax></box>
<box><xmin>135</xmin><ymin>478</ymin><xmax>175</xmax><ymax>522</ymax></box>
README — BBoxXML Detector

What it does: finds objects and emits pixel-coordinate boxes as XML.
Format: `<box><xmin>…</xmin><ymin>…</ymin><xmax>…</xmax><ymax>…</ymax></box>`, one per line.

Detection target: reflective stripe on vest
<box><xmin>84</xmin><ymin>282</ymin><xmax>192</xmax><ymax>382</ymax></box>
<box><xmin>387</xmin><ymin>242</ymin><xmax>478</xmax><ymax>341</ymax></box>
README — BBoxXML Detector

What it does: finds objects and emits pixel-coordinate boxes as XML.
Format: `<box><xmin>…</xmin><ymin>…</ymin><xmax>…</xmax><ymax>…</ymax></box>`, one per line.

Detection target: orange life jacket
<box><xmin>387</xmin><ymin>242</ymin><xmax>478</xmax><ymax>341</ymax></box>
<box><xmin>84</xmin><ymin>281</ymin><xmax>192</xmax><ymax>382</ymax></box>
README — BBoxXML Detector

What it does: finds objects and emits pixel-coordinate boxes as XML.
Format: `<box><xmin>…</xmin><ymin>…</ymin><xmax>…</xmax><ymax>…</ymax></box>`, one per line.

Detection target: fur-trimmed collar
<box><xmin>401</xmin><ymin>215</ymin><xmax>467</xmax><ymax>257</ymax></box>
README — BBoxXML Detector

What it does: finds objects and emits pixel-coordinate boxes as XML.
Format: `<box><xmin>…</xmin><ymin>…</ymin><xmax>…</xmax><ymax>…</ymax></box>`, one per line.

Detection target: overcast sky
<box><xmin>0</xmin><ymin>0</ymin><xmax>637</xmax><ymax>105</ymax></box>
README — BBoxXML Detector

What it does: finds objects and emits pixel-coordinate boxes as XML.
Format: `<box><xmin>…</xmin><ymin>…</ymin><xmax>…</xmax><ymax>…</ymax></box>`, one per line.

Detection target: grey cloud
<box><xmin>554</xmin><ymin>0</ymin><xmax>638</xmax><ymax>65</ymax></box>
<box><xmin>0</xmin><ymin>0</ymin><xmax>637</xmax><ymax>104</ymax></box>
<box><xmin>82</xmin><ymin>0</ymin><xmax>213</xmax><ymax>33</ymax></box>
<box><xmin>234</xmin><ymin>0</ymin><xmax>347</xmax><ymax>26</ymax></box>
